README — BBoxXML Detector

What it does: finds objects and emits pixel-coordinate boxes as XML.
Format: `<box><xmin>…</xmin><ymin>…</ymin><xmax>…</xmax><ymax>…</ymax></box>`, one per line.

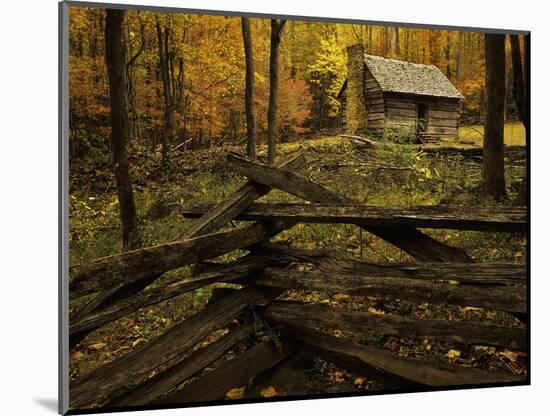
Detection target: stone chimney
<box><xmin>345</xmin><ymin>44</ymin><xmax>368</xmax><ymax>134</ymax></box>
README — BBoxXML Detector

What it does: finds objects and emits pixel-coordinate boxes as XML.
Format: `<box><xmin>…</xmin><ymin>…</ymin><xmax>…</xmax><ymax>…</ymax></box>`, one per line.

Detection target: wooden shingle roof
<box><xmin>364</xmin><ymin>54</ymin><xmax>464</xmax><ymax>99</ymax></box>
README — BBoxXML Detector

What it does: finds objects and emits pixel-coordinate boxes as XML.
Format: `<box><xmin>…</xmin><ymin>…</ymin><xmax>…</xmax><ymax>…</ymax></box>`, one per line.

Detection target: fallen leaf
<box><xmin>367</xmin><ymin>307</ymin><xmax>385</xmax><ymax>315</ymax></box>
<box><xmin>447</xmin><ymin>349</ymin><xmax>461</xmax><ymax>359</ymax></box>
<box><xmin>474</xmin><ymin>345</ymin><xmax>489</xmax><ymax>354</ymax></box>
<box><xmin>354</xmin><ymin>377</ymin><xmax>365</xmax><ymax>386</ymax></box>
<box><xmin>332</xmin><ymin>371</ymin><xmax>345</xmax><ymax>383</ymax></box>
<box><xmin>383</xmin><ymin>337</ymin><xmax>399</xmax><ymax>351</ymax></box>
<box><xmin>72</xmin><ymin>351</ymin><xmax>85</xmax><ymax>360</ymax></box>
<box><xmin>499</xmin><ymin>350</ymin><xmax>519</xmax><ymax>362</ymax></box>
<box><xmin>225</xmin><ymin>387</ymin><xmax>245</xmax><ymax>400</ymax></box>
<box><xmin>88</xmin><ymin>343</ymin><xmax>106</xmax><ymax>351</ymax></box>
<box><xmin>260</xmin><ymin>386</ymin><xmax>278</xmax><ymax>398</ymax></box>
<box><xmin>398</xmin><ymin>346</ymin><xmax>409</xmax><ymax>357</ymax></box>
<box><xmin>460</xmin><ymin>306</ymin><xmax>482</xmax><ymax>313</ymax></box>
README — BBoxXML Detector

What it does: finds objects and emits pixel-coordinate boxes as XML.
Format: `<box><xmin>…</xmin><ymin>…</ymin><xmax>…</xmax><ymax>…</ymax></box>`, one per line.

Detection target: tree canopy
<box><xmin>69</xmin><ymin>8</ymin><xmax>526</xmax><ymax>160</ymax></box>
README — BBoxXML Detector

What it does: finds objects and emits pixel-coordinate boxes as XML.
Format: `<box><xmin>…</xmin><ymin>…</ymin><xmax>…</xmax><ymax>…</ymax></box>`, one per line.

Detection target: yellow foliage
<box><xmin>260</xmin><ymin>386</ymin><xmax>278</xmax><ymax>398</ymax></box>
<box><xmin>225</xmin><ymin>387</ymin><xmax>245</xmax><ymax>400</ymax></box>
<box><xmin>367</xmin><ymin>307</ymin><xmax>385</xmax><ymax>315</ymax></box>
<box><xmin>447</xmin><ymin>349</ymin><xmax>461</xmax><ymax>359</ymax></box>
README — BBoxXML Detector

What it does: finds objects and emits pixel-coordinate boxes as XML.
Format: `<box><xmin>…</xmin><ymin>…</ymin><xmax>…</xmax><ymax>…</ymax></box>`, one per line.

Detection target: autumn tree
<box><xmin>125</xmin><ymin>13</ymin><xmax>146</xmax><ymax>141</ymax></box>
<box><xmin>68</xmin><ymin>7</ymin><xmax>109</xmax><ymax>159</ymax></box>
<box><xmin>429</xmin><ymin>29</ymin><xmax>442</xmax><ymax>67</ymax></box>
<box><xmin>156</xmin><ymin>16</ymin><xmax>173</xmax><ymax>169</ymax></box>
<box><xmin>155</xmin><ymin>15</ymin><xmax>185</xmax><ymax>169</ymax></box>
<box><xmin>382</xmin><ymin>27</ymin><xmax>389</xmax><ymax>55</ymax></box>
<box><xmin>278</xmin><ymin>77</ymin><xmax>313</xmax><ymax>134</ymax></box>
<box><xmin>444</xmin><ymin>31</ymin><xmax>452</xmax><ymax>79</ymax></box>
<box><xmin>105</xmin><ymin>9</ymin><xmax>141</xmax><ymax>250</ymax></box>
<box><xmin>308</xmin><ymin>36</ymin><xmax>346</xmax><ymax>129</ymax></box>
<box><xmin>70</xmin><ymin>11</ymin><xmax>523</xmax><ymax>150</ymax></box>
<box><xmin>241</xmin><ymin>17</ymin><xmax>256</xmax><ymax>158</ymax></box>
<box><xmin>389</xmin><ymin>27</ymin><xmax>400</xmax><ymax>58</ymax></box>
<box><xmin>456</xmin><ymin>31</ymin><xmax>463</xmax><ymax>86</ymax></box>
<box><xmin>267</xmin><ymin>19</ymin><xmax>286</xmax><ymax>165</ymax></box>
<box><xmin>483</xmin><ymin>33</ymin><xmax>506</xmax><ymax>201</ymax></box>
<box><xmin>71</xmin><ymin>11</ymin><xmax>145</xmax><ymax>347</ymax></box>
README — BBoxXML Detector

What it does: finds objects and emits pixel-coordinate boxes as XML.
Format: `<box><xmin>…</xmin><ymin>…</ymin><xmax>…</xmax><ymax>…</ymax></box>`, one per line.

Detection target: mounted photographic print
<box><xmin>59</xmin><ymin>1</ymin><xmax>529</xmax><ymax>414</ymax></box>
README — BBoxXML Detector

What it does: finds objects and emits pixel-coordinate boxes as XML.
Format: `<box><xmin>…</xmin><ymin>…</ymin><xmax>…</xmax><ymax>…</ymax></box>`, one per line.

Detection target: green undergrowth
<box><xmin>69</xmin><ymin>134</ymin><xmax>527</xmax><ymax>396</ymax></box>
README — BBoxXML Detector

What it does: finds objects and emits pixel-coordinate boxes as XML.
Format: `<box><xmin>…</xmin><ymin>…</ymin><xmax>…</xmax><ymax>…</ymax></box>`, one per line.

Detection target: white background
<box><xmin>0</xmin><ymin>0</ymin><xmax>546</xmax><ymax>414</ymax></box>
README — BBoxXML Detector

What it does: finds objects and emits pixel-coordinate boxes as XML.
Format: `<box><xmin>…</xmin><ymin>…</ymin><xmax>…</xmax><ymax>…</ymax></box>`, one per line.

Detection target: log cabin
<box><xmin>338</xmin><ymin>45</ymin><xmax>463</xmax><ymax>142</ymax></box>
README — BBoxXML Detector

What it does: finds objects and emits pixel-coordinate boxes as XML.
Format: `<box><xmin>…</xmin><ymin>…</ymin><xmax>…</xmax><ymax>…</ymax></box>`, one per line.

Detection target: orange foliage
<box><xmin>67</xmin><ymin>5</ymin><xmax>523</xmax><ymax>154</ymax></box>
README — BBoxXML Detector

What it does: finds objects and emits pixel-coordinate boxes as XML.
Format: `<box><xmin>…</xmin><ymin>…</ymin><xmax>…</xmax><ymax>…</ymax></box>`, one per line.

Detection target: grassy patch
<box><xmin>459</xmin><ymin>122</ymin><xmax>526</xmax><ymax>145</ymax></box>
<box><xmin>278</xmin><ymin>122</ymin><xmax>527</xmax><ymax>150</ymax></box>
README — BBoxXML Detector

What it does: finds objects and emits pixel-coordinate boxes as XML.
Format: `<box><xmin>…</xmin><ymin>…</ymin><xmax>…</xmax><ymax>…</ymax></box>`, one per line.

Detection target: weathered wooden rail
<box><xmin>68</xmin><ymin>152</ymin><xmax>527</xmax><ymax>410</ymax></box>
<box><xmin>182</xmin><ymin>203</ymin><xmax>527</xmax><ymax>232</ymax></box>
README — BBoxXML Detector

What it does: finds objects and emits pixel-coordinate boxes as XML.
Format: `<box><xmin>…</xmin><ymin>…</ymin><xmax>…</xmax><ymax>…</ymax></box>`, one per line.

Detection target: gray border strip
<box><xmin>64</xmin><ymin>0</ymin><xmax>529</xmax><ymax>35</ymax></box>
<box><xmin>59</xmin><ymin>1</ymin><xmax>70</xmax><ymax>415</ymax></box>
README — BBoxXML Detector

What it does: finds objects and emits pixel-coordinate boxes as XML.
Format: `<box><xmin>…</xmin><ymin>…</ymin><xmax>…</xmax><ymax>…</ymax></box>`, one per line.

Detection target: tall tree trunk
<box><xmin>368</xmin><ymin>26</ymin><xmax>373</xmax><ymax>52</ymax></box>
<box><xmin>483</xmin><ymin>34</ymin><xmax>506</xmax><ymax>201</ymax></box>
<box><xmin>382</xmin><ymin>26</ymin><xmax>390</xmax><ymax>57</ymax></box>
<box><xmin>241</xmin><ymin>17</ymin><xmax>257</xmax><ymax>159</ymax></box>
<box><xmin>404</xmin><ymin>29</ymin><xmax>410</xmax><ymax>60</ymax></box>
<box><xmin>105</xmin><ymin>9</ymin><xmax>140</xmax><ymax>250</ymax></box>
<box><xmin>199</xmin><ymin>126</ymin><xmax>205</xmax><ymax>146</ymax></box>
<box><xmin>389</xmin><ymin>27</ymin><xmax>400</xmax><ymax>58</ymax></box>
<box><xmin>428</xmin><ymin>30</ymin><xmax>433</xmax><ymax>64</ymax></box>
<box><xmin>456</xmin><ymin>31</ymin><xmax>463</xmax><ymax>86</ymax></box>
<box><xmin>445</xmin><ymin>31</ymin><xmax>452</xmax><ymax>79</ymax></box>
<box><xmin>509</xmin><ymin>35</ymin><xmax>528</xmax><ymax>127</ymax></box>
<box><xmin>510</xmin><ymin>34</ymin><xmax>529</xmax><ymax>205</ymax></box>
<box><xmin>395</xmin><ymin>27</ymin><xmax>400</xmax><ymax>57</ymax></box>
<box><xmin>156</xmin><ymin>17</ymin><xmax>172</xmax><ymax>170</ymax></box>
<box><xmin>267</xmin><ymin>19</ymin><xmax>286</xmax><ymax>165</ymax></box>
<box><xmin>125</xmin><ymin>19</ymin><xmax>145</xmax><ymax>141</ymax></box>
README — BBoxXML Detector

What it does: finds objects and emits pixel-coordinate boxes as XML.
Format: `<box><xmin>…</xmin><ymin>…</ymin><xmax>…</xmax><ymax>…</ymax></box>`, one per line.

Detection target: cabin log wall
<box><xmin>384</xmin><ymin>93</ymin><xmax>460</xmax><ymax>139</ymax></box>
<box><xmin>364</xmin><ymin>66</ymin><xmax>385</xmax><ymax>134</ymax></box>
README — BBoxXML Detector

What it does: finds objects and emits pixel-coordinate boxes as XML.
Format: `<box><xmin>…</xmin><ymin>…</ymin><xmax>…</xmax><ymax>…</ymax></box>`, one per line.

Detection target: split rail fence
<box><xmin>68</xmin><ymin>152</ymin><xmax>527</xmax><ymax>410</ymax></box>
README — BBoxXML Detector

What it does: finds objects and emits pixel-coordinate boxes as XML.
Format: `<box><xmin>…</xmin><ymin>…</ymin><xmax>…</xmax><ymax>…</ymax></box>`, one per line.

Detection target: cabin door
<box><xmin>416</xmin><ymin>103</ymin><xmax>428</xmax><ymax>138</ymax></box>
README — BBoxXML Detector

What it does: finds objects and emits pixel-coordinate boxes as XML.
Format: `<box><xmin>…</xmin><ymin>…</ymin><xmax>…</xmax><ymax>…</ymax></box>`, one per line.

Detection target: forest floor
<box><xmin>69</xmin><ymin>129</ymin><xmax>527</xmax><ymax>403</ymax></box>
<box><xmin>281</xmin><ymin>122</ymin><xmax>526</xmax><ymax>152</ymax></box>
